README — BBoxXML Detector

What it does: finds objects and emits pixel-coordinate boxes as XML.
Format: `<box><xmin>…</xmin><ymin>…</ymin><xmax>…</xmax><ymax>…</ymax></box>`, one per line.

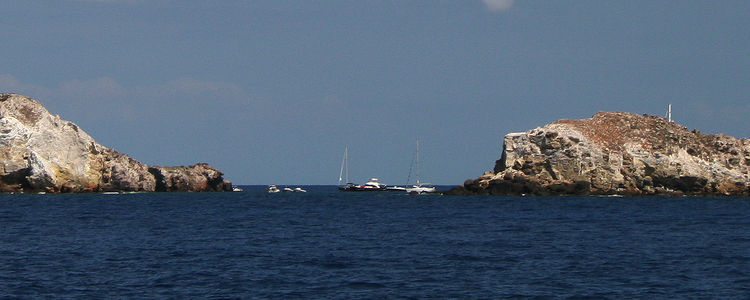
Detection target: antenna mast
<box><xmin>667</xmin><ymin>103</ymin><xmax>672</xmax><ymax>123</ymax></box>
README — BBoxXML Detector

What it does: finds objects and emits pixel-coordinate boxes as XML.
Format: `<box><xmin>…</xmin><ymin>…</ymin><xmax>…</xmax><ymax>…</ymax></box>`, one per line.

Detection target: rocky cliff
<box><xmin>449</xmin><ymin>111</ymin><xmax>750</xmax><ymax>196</ymax></box>
<box><xmin>0</xmin><ymin>93</ymin><xmax>232</xmax><ymax>193</ymax></box>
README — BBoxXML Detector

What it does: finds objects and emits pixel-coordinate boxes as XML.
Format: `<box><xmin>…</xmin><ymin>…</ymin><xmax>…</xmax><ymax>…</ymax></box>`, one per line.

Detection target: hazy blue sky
<box><xmin>2</xmin><ymin>1</ymin><xmax>749</xmax><ymax>185</ymax></box>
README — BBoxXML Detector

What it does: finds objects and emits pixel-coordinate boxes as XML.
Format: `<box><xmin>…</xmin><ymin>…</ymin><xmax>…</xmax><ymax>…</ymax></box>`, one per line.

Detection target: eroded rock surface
<box><xmin>449</xmin><ymin>112</ymin><xmax>750</xmax><ymax>196</ymax></box>
<box><xmin>0</xmin><ymin>93</ymin><xmax>232</xmax><ymax>193</ymax></box>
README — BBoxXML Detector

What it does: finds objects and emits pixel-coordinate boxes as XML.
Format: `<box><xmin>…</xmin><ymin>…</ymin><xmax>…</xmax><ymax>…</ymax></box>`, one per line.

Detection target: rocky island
<box><xmin>449</xmin><ymin>111</ymin><xmax>750</xmax><ymax>196</ymax></box>
<box><xmin>0</xmin><ymin>93</ymin><xmax>232</xmax><ymax>193</ymax></box>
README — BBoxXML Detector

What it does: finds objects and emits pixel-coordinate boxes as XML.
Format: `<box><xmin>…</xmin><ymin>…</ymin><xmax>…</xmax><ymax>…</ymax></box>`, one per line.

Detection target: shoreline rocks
<box><xmin>0</xmin><ymin>93</ymin><xmax>232</xmax><ymax>193</ymax></box>
<box><xmin>448</xmin><ymin>111</ymin><xmax>750</xmax><ymax>196</ymax></box>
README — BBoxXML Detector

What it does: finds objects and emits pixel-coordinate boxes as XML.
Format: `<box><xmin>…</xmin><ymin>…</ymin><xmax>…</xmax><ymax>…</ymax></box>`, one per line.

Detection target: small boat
<box><xmin>406</xmin><ymin>184</ymin><xmax>436</xmax><ymax>194</ymax></box>
<box><xmin>337</xmin><ymin>147</ymin><xmax>388</xmax><ymax>192</ymax></box>
<box><xmin>294</xmin><ymin>187</ymin><xmax>307</xmax><ymax>193</ymax></box>
<box><xmin>339</xmin><ymin>178</ymin><xmax>389</xmax><ymax>192</ymax></box>
<box><xmin>386</xmin><ymin>186</ymin><xmax>407</xmax><ymax>192</ymax></box>
<box><xmin>267</xmin><ymin>185</ymin><xmax>281</xmax><ymax>193</ymax></box>
<box><xmin>232</xmin><ymin>186</ymin><xmax>243</xmax><ymax>192</ymax></box>
<box><xmin>283</xmin><ymin>187</ymin><xmax>294</xmax><ymax>192</ymax></box>
<box><xmin>404</xmin><ymin>139</ymin><xmax>436</xmax><ymax>194</ymax></box>
<box><xmin>338</xmin><ymin>182</ymin><xmax>357</xmax><ymax>191</ymax></box>
<box><xmin>364</xmin><ymin>178</ymin><xmax>386</xmax><ymax>189</ymax></box>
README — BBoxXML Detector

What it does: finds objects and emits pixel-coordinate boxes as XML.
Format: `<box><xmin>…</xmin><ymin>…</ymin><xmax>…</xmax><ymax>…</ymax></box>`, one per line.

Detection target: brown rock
<box><xmin>449</xmin><ymin>111</ymin><xmax>750</xmax><ymax>196</ymax></box>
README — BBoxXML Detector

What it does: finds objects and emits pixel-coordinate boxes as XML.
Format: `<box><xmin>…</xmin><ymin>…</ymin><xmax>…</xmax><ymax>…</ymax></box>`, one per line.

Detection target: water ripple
<box><xmin>1</xmin><ymin>188</ymin><xmax>749</xmax><ymax>298</ymax></box>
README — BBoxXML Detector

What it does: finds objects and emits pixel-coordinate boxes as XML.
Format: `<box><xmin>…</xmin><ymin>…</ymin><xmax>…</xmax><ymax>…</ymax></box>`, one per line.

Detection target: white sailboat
<box><xmin>405</xmin><ymin>139</ymin><xmax>436</xmax><ymax>194</ymax></box>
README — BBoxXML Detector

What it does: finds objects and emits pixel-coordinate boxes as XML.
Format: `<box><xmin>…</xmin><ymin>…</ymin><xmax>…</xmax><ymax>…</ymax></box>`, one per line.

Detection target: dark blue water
<box><xmin>2</xmin><ymin>186</ymin><xmax>749</xmax><ymax>298</ymax></box>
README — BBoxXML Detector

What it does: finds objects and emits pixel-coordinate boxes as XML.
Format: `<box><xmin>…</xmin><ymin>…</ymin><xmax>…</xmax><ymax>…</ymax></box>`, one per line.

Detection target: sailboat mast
<box><xmin>339</xmin><ymin>147</ymin><xmax>348</xmax><ymax>185</ymax></box>
<box><xmin>406</xmin><ymin>147</ymin><xmax>415</xmax><ymax>185</ymax></box>
<box><xmin>415</xmin><ymin>139</ymin><xmax>420</xmax><ymax>186</ymax></box>
<box><xmin>345</xmin><ymin>147</ymin><xmax>349</xmax><ymax>183</ymax></box>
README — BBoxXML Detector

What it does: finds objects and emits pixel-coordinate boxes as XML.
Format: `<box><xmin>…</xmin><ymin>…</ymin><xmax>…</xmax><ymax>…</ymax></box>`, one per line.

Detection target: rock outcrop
<box><xmin>449</xmin><ymin>112</ymin><xmax>750</xmax><ymax>196</ymax></box>
<box><xmin>0</xmin><ymin>93</ymin><xmax>232</xmax><ymax>193</ymax></box>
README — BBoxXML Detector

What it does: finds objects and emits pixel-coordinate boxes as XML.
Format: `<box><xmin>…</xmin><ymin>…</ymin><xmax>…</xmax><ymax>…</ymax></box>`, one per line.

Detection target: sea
<box><xmin>1</xmin><ymin>186</ymin><xmax>749</xmax><ymax>299</ymax></box>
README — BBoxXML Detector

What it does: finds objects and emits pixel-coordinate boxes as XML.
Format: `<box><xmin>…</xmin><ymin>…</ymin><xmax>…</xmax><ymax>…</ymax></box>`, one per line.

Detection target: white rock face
<box><xmin>0</xmin><ymin>93</ymin><xmax>100</xmax><ymax>191</ymax></box>
<box><xmin>0</xmin><ymin>93</ymin><xmax>231</xmax><ymax>193</ymax></box>
<box><xmin>454</xmin><ymin>111</ymin><xmax>750</xmax><ymax>196</ymax></box>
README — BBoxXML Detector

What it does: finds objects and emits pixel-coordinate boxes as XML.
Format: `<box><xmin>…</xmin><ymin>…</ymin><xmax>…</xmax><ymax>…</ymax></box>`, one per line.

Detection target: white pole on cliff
<box><xmin>667</xmin><ymin>103</ymin><xmax>672</xmax><ymax>123</ymax></box>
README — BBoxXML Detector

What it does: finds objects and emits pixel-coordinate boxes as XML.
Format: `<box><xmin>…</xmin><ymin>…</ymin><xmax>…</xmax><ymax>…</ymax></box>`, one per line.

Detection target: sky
<box><xmin>1</xmin><ymin>0</ymin><xmax>749</xmax><ymax>185</ymax></box>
